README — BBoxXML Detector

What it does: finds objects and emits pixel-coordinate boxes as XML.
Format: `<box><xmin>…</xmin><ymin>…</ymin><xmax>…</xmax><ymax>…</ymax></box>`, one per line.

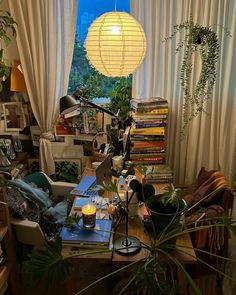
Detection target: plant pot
<box><xmin>145</xmin><ymin>195</ymin><xmax>187</xmax><ymax>245</ymax></box>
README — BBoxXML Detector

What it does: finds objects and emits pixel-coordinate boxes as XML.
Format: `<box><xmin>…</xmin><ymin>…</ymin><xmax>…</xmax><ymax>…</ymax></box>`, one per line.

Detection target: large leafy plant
<box><xmin>20</xmin><ymin>180</ymin><xmax>236</xmax><ymax>295</ymax></box>
<box><xmin>0</xmin><ymin>10</ymin><xmax>17</xmax><ymax>92</ymax></box>
<box><xmin>108</xmin><ymin>76</ymin><xmax>132</xmax><ymax>124</ymax></box>
<box><xmin>163</xmin><ymin>17</ymin><xmax>231</xmax><ymax>131</ymax></box>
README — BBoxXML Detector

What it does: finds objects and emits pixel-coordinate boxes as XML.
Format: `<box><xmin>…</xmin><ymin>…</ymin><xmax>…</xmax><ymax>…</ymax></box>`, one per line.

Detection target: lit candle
<box><xmin>82</xmin><ymin>203</ymin><xmax>96</xmax><ymax>228</ymax></box>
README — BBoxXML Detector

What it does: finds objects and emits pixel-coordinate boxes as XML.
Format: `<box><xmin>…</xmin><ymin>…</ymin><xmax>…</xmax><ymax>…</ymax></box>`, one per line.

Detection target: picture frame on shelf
<box><xmin>30</xmin><ymin>125</ymin><xmax>41</xmax><ymax>147</ymax></box>
<box><xmin>3</xmin><ymin>102</ymin><xmax>26</xmax><ymax>131</ymax></box>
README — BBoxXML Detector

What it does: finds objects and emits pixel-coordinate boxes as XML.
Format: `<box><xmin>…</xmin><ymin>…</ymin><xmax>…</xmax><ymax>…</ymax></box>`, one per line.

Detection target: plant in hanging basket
<box><xmin>163</xmin><ymin>16</ymin><xmax>231</xmax><ymax>132</ymax></box>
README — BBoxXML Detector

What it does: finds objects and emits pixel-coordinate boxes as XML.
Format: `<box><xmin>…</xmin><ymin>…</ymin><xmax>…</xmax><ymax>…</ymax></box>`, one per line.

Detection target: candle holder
<box><xmin>82</xmin><ymin>203</ymin><xmax>96</xmax><ymax>228</ymax></box>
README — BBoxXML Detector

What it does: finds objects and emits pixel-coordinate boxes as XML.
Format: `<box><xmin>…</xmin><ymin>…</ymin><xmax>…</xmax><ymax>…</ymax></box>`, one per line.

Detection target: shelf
<box><xmin>0</xmin><ymin>188</ymin><xmax>19</xmax><ymax>294</ymax></box>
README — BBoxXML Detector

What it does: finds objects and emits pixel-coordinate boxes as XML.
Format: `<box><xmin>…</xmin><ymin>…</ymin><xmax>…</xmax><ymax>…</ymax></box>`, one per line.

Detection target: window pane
<box><xmin>68</xmin><ymin>0</ymin><xmax>131</xmax><ymax>124</ymax></box>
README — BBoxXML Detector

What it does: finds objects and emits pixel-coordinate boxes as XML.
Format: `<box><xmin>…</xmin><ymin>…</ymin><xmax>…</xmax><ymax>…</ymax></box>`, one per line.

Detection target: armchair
<box><xmin>24</xmin><ymin>171</ymin><xmax>77</xmax><ymax>201</ymax></box>
<box><xmin>6</xmin><ymin>172</ymin><xmax>77</xmax><ymax>250</ymax></box>
<box><xmin>182</xmin><ymin>167</ymin><xmax>234</xmax><ymax>294</ymax></box>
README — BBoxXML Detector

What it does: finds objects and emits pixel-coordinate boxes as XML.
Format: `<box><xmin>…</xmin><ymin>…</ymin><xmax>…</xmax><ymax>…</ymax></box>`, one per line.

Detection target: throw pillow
<box><xmin>9</xmin><ymin>179</ymin><xmax>52</xmax><ymax>209</ymax></box>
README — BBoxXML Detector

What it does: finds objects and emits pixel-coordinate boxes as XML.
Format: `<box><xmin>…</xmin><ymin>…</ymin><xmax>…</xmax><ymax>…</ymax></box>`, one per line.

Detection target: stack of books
<box><xmin>59</xmin><ymin>218</ymin><xmax>113</xmax><ymax>249</ymax></box>
<box><xmin>142</xmin><ymin>165</ymin><xmax>173</xmax><ymax>183</ymax></box>
<box><xmin>129</xmin><ymin>97</ymin><xmax>168</xmax><ymax>165</ymax></box>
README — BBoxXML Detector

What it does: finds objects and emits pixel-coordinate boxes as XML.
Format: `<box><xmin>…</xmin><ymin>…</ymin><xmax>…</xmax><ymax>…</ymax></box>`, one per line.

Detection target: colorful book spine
<box><xmin>132</xmin><ymin>113</ymin><xmax>167</xmax><ymax>120</ymax></box>
<box><xmin>135</xmin><ymin>122</ymin><xmax>167</xmax><ymax>128</ymax></box>
<box><xmin>130</xmin><ymin>153</ymin><xmax>166</xmax><ymax>159</ymax></box>
<box><xmin>134</xmin><ymin>108</ymin><xmax>168</xmax><ymax>115</ymax></box>
<box><xmin>130</xmin><ymin>127</ymin><xmax>165</xmax><ymax>135</ymax></box>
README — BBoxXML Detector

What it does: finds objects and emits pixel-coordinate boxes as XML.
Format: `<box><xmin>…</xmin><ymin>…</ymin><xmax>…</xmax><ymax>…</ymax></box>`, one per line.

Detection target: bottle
<box><xmin>119</xmin><ymin>175</ymin><xmax>125</xmax><ymax>190</ymax></box>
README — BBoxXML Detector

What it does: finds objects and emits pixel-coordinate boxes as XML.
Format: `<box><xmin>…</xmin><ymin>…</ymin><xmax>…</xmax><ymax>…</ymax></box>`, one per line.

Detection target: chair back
<box><xmin>24</xmin><ymin>172</ymin><xmax>53</xmax><ymax>197</ymax></box>
<box><xmin>11</xmin><ymin>217</ymin><xmax>45</xmax><ymax>248</ymax></box>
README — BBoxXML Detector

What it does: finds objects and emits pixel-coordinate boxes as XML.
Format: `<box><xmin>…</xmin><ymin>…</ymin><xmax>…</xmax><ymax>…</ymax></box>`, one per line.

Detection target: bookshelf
<box><xmin>0</xmin><ymin>188</ymin><xmax>18</xmax><ymax>294</ymax></box>
<box><xmin>130</xmin><ymin>98</ymin><xmax>173</xmax><ymax>183</ymax></box>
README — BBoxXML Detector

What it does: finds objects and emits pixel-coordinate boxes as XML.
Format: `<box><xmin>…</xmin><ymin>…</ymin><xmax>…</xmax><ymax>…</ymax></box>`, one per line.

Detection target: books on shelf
<box><xmin>59</xmin><ymin>219</ymin><xmax>112</xmax><ymax>248</ymax></box>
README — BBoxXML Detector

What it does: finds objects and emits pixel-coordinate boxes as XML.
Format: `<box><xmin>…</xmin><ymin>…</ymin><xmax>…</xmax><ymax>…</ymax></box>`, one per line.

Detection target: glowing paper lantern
<box><xmin>85</xmin><ymin>12</ymin><xmax>147</xmax><ymax>77</ymax></box>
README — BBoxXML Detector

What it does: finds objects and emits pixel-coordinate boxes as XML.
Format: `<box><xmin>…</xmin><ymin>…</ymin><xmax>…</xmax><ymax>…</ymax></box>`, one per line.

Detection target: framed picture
<box><xmin>3</xmin><ymin>102</ymin><xmax>26</xmax><ymax>131</ymax></box>
<box><xmin>78</xmin><ymin>109</ymin><xmax>104</xmax><ymax>134</ymax></box>
<box><xmin>30</xmin><ymin>125</ymin><xmax>41</xmax><ymax>147</ymax></box>
<box><xmin>52</xmin><ymin>158</ymin><xmax>82</xmax><ymax>182</ymax></box>
<box><xmin>55</xmin><ymin>115</ymin><xmax>76</xmax><ymax>137</ymax></box>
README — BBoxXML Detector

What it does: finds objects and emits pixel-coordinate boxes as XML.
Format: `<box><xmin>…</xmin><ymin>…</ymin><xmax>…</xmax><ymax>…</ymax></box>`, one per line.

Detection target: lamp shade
<box><xmin>60</xmin><ymin>95</ymin><xmax>78</xmax><ymax>114</ymax></box>
<box><xmin>10</xmin><ymin>60</ymin><xmax>27</xmax><ymax>92</ymax></box>
<box><xmin>85</xmin><ymin>12</ymin><xmax>147</xmax><ymax>77</ymax></box>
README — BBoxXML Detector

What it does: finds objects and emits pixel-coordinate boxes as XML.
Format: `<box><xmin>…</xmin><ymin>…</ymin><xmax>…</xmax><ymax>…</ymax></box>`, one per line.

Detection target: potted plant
<box><xmin>7</xmin><ymin>177</ymin><xmax>236</xmax><ymax>294</ymax></box>
<box><xmin>163</xmin><ymin>17</ymin><xmax>231</xmax><ymax>131</ymax></box>
<box><xmin>0</xmin><ymin>10</ymin><xmax>17</xmax><ymax>92</ymax></box>
<box><xmin>145</xmin><ymin>185</ymin><xmax>187</xmax><ymax>245</ymax></box>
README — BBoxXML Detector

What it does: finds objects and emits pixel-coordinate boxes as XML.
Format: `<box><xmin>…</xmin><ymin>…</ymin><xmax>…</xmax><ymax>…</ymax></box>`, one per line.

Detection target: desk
<box><xmin>64</xmin><ymin>168</ymin><xmax>197</xmax><ymax>294</ymax></box>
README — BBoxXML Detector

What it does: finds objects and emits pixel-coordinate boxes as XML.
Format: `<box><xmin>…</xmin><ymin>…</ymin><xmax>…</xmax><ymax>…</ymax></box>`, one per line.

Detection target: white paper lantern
<box><xmin>85</xmin><ymin>12</ymin><xmax>147</xmax><ymax>77</ymax></box>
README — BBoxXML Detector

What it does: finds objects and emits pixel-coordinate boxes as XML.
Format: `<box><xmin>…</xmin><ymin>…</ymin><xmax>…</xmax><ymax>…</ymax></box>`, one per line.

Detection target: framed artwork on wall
<box><xmin>30</xmin><ymin>125</ymin><xmax>41</xmax><ymax>147</ymax></box>
<box><xmin>3</xmin><ymin>102</ymin><xmax>26</xmax><ymax>131</ymax></box>
<box><xmin>55</xmin><ymin>115</ymin><xmax>76</xmax><ymax>137</ymax></box>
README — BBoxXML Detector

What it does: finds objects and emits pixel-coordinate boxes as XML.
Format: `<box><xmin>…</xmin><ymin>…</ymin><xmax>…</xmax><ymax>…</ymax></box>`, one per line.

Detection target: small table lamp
<box><xmin>59</xmin><ymin>95</ymin><xmax>119</xmax><ymax>118</ymax></box>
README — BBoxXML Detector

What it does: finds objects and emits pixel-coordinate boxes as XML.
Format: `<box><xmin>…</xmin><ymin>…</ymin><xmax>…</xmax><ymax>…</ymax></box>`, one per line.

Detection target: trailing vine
<box><xmin>163</xmin><ymin>17</ymin><xmax>231</xmax><ymax>131</ymax></box>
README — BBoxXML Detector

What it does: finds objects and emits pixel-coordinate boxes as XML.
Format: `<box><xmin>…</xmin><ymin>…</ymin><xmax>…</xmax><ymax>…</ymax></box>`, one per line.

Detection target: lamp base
<box><xmin>114</xmin><ymin>236</ymin><xmax>141</xmax><ymax>255</ymax></box>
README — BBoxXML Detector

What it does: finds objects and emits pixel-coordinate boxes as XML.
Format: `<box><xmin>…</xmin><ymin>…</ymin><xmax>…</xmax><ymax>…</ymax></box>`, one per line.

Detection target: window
<box><xmin>68</xmin><ymin>0</ymin><xmax>132</xmax><ymax>123</ymax></box>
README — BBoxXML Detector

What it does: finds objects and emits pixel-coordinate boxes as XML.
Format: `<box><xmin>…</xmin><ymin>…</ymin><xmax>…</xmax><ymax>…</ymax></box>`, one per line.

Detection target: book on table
<box><xmin>130</xmin><ymin>97</ymin><xmax>168</xmax><ymax>108</ymax></box>
<box><xmin>59</xmin><ymin>219</ymin><xmax>113</xmax><ymax>248</ymax></box>
<box><xmin>73</xmin><ymin>196</ymin><xmax>109</xmax><ymax>211</ymax></box>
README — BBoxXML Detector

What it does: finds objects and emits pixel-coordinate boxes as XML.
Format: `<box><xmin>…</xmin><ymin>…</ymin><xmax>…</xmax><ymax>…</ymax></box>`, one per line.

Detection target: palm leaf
<box><xmin>23</xmin><ymin>237</ymin><xmax>72</xmax><ymax>288</ymax></box>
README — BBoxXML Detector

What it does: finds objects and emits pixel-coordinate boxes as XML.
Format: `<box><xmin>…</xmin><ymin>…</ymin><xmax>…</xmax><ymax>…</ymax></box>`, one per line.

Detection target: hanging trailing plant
<box><xmin>163</xmin><ymin>17</ymin><xmax>231</xmax><ymax>131</ymax></box>
<box><xmin>0</xmin><ymin>10</ymin><xmax>17</xmax><ymax>92</ymax></box>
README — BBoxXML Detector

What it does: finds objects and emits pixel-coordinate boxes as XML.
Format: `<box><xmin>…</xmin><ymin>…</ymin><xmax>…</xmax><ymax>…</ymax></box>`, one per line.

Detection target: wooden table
<box><xmin>64</xmin><ymin>168</ymin><xmax>197</xmax><ymax>294</ymax></box>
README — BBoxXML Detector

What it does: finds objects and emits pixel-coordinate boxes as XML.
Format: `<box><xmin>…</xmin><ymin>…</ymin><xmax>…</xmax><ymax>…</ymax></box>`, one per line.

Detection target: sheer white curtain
<box><xmin>131</xmin><ymin>0</ymin><xmax>236</xmax><ymax>185</ymax></box>
<box><xmin>8</xmin><ymin>0</ymin><xmax>78</xmax><ymax>175</ymax></box>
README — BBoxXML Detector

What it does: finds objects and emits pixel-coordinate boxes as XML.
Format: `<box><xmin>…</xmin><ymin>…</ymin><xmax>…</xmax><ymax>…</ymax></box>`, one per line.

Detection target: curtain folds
<box><xmin>8</xmin><ymin>0</ymin><xmax>78</xmax><ymax>175</ymax></box>
<box><xmin>131</xmin><ymin>0</ymin><xmax>236</xmax><ymax>185</ymax></box>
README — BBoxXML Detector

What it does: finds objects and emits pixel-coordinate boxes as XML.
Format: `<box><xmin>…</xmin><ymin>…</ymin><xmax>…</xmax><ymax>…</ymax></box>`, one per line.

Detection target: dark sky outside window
<box><xmin>77</xmin><ymin>0</ymin><xmax>130</xmax><ymax>41</ymax></box>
